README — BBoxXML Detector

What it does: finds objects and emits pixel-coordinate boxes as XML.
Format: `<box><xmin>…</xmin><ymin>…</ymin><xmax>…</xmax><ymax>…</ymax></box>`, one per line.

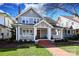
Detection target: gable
<box><xmin>34</xmin><ymin>20</ymin><xmax>53</xmax><ymax>28</ymax></box>
<box><xmin>22</xmin><ymin>9</ymin><xmax>42</xmax><ymax>18</ymax></box>
<box><xmin>16</xmin><ymin>8</ymin><xmax>43</xmax><ymax>19</ymax></box>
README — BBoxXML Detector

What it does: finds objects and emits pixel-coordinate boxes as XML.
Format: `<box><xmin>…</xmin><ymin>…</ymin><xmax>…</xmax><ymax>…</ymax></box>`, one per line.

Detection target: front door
<box><xmin>37</xmin><ymin>30</ymin><xmax>40</xmax><ymax>39</ymax></box>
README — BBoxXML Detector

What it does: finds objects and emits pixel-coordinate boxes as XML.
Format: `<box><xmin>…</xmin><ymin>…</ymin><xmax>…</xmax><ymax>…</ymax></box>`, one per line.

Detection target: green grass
<box><xmin>56</xmin><ymin>42</ymin><xmax>79</xmax><ymax>55</ymax></box>
<box><xmin>60</xmin><ymin>46</ymin><xmax>79</xmax><ymax>55</ymax></box>
<box><xmin>0</xmin><ymin>43</ymin><xmax>52</xmax><ymax>56</ymax></box>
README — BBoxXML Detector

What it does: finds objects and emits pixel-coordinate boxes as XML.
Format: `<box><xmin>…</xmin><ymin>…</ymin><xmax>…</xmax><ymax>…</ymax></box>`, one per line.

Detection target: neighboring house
<box><xmin>0</xmin><ymin>13</ymin><xmax>15</xmax><ymax>39</ymax></box>
<box><xmin>56</xmin><ymin>16</ymin><xmax>79</xmax><ymax>35</ymax></box>
<box><xmin>15</xmin><ymin>7</ymin><xmax>73</xmax><ymax>42</ymax></box>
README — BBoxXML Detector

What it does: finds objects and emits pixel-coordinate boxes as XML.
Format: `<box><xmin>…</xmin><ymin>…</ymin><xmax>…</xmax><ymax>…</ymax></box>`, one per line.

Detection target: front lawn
<box><xmin>55</xmin><ymin>42</ymin><xmax>79</xmax><ymax>55</ymax></box>
<box><xmin>0</xmin><ymin>43</ymin><xmax>52</xmax><ymax>56</ymax></box>
<box><xmin>60</xmin><ymin>46</ymin><xmax>79</xmax><ymax>55</ymax></box>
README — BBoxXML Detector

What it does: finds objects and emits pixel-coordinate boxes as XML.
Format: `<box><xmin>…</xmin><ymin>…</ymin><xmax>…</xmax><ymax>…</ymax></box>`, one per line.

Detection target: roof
<box><xmin>16</xmin><ymin>7</ymin><xmax>43</xmax><ymax>19</ymax></box>
<box><xmin>15</xmin><ymin>7</ymin><xmax>57</xmax><ymax>27</ymax></box>
<box><xmin>0</xmin><ymin>12</ymin><xmax>15</xmax><ymax>23</ymax></box>
<box><xmin>43</xmin><ymin>16</ymin><xmax>56</xmax><ymax>26</ymax></box>
<box><xmin>63</xmin><ymin>16</ymin><xmax>79</xmax><ymax>23</ymax></box>
<box><xmin>0</xmin><ymin>24</ymin><xmax>8</xmax><ymax>28</ymax></box>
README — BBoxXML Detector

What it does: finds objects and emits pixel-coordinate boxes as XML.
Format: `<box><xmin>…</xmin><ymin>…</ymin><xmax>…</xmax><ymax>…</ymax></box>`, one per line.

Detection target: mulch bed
<box><xmin>0</xmin><ymin>40</ymin><xmax>17</xmax><ymax>48</ymax></box>
<box><xmin>54</xmin><ymin>40</ymin><xmax>79</xmax><ymax>47</ymax></box>
<box><xmin>0</xmin><ymin>40</ymin><xmax>79</xmax><ymax>48</ymax></box>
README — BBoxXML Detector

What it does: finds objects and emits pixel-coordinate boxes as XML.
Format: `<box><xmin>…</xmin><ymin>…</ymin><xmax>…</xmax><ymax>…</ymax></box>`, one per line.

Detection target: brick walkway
<box><xmin>47</xmin><ymin>47</ymin><xmax>75</xmax><ymax>56</ymax></box>
<box><xmin>38</xmin><ymin>40</ymin><xmax>75</xmax><ymax>56</ymax></box>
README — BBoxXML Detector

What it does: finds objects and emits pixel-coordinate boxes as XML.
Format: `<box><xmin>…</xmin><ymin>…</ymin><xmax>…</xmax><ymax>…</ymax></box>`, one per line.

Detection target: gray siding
<box><xmin>22</xmin><ymin>9</ymin><xmax>42</xmax><ymax>18</ymax></box>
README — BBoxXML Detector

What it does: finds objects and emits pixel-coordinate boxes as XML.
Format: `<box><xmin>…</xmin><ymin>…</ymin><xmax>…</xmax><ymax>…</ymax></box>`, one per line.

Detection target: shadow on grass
<box><xmin>0</xmin><ymin>48</ymin><xmax>17</xmax><ymax>52</ymax></box>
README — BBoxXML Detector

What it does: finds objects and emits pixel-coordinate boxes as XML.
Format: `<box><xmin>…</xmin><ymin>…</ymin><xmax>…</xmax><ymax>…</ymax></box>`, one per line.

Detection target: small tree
<box><xmin>10</xmin><ymin>25</ymin><xmax>16</xmax><ymax>41</ymax></box>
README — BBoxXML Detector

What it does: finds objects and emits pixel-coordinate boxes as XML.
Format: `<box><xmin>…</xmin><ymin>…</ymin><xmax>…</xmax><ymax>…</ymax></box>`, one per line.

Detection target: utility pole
<box><xmin>18</xmin><ymin>4</ymin><xmax>21</xmax><ymax>14</ymax></box>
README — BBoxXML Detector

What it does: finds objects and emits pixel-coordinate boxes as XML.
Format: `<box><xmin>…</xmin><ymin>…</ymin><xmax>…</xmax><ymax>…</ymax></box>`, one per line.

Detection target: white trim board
<box><xmin>34</xmin><ymin>20</ymin><xmax>53</xmax><ymax>28</ymax></box>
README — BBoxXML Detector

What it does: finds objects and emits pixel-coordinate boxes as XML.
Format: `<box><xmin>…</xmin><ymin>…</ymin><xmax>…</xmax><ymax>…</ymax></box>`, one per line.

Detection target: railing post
<box><xmin>47</xmin><ymin>28</ymin><xmax>51</xmax><ymax>40</ymax></box>
<box><xmin>34</xmin><ymin>27</ymin><xmax>37</xmax><ymax>41</ymax></box>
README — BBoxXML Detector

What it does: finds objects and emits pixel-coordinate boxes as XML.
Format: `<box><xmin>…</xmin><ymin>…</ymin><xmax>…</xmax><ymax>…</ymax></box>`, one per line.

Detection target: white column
<box><xmin>56</xmin><ymin>29</ymin><xmax>59</xmax><ymax>35</ymax></box>
<box><xmin>34</xmin><ymin>27</ymin><xmax>37</xmax><ymax>41</ymax></box>
<box><xmin>67</xmin><ymin>29</ymin><xmax>68</xmax><ymax>35</ymax></box>
<box><xmin>47</xmin><ymin>28</ymin><xmax>51</xmax><ymax>40</ymax></box>
<box><xmin>70</xmin><ymin>29</ymin><xmax>72</xmax><ymax>35</ymax></box>
<box><xmin>60</xmin><ymin>28</ymin><xmax>63</xmax><ymax>39</ymax></box>
<box><xmin>1</xmin><ymin>28</ymin><xmax>4</xmax><ymax>39</ymax></box>
<box><xmin>16</xmin><ymin>27</ymin><xmax>17</xmax><ymax>41</ymax></box>
<box><xmin>16</xmin><ymin>26</ymin><xmax>20</xmax><ymax>41</ymax></box>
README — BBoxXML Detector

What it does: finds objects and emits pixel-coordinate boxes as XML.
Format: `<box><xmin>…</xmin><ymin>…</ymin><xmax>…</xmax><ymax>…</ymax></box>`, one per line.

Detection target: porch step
<box><xmin>38</xmin><ymin>40</ymin><xmax>53</xmax><ymax>47</ymax></box>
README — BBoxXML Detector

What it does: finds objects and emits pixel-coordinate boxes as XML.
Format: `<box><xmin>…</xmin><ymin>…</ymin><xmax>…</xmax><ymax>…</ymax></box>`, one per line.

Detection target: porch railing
<box><xmin>52</xmin><ymin>35</ymin><xmax>62</xmax><ymax>39</ymax></box>
<box><xmin>20</xmin><ymin>35</ymin><xmax>34</xmax><ymax>40</ymax></box>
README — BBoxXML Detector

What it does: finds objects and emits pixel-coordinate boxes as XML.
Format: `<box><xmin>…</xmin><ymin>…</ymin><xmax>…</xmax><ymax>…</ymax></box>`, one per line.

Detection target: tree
<box><xmin>10</xmin><ymin>25</ymin><xmax>16</xmax><ymax>41</ymax></box>
<box><xmin>43</xmin><ymin>3</ymin><xmax>79</xmax><ymax>18</ymax></box>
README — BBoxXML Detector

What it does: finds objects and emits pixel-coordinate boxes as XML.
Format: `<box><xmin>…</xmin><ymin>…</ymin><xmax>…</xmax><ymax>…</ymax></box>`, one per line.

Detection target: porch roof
<box><xmin>14</xmin><ymin>23</ymin><xmax>34</xmax><ymax>28</ymax></box>
<box><xmin>34</xmin><ymin>20</ymin><xmax>54</xmax><ymax>28</ymax></box>
<box><xmin>0</xmin><ymin>24</ymin><xmax>8</xmax><ymax>28</ymax></box>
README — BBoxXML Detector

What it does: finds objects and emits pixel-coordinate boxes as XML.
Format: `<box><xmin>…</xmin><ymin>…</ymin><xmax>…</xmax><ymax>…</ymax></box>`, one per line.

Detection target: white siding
<box><xmin>57</xmin><ymin>16</ymin><xmax>79</xmax><ymax>29</ymax></box>
<box><xmin>0</xmin><ymin>16</ymin><xmax>4</xmax><ymax>25</ymax></box>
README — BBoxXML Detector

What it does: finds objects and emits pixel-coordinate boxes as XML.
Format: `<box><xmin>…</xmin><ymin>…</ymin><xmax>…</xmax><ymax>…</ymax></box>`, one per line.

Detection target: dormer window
<box><xmin>29</xmin><ymin>18</ymin><xmax>33</xmax><ymax>24</ymax></box>
<box><xmin>26</xmin><ymin>20</ymin><xmax>28</xmax><ymax>24</ymax></box>
<box><xmin>34</xmin><ymin>19</ymin><xmax>36</xmax><ymax>24</ymax></box>
<box><xmin>34</xmin><ymin>20</ymin><xmax>36</xmax><ymax>24</ymax></box>
<box><xmin>37</xmin><ymin>19</ymin><xmax>38</xmax><ymax>23</ymax></box>
<box><xmin>21</xmin><ymin>17</ymin><xmax>40</xmax><ymax>24</ymax></box>
<box><xmin>22</xmin><ymin>20</ymin><xmax>25</xmax><ymax>23</ymax></box>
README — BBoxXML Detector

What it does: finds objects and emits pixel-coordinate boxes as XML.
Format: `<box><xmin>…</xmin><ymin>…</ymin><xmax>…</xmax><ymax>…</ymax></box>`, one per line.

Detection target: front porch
<box><xmin>36</xmin><ymin>28</ymin><xmax>48</xmax><ymax>39</ymax></box>
<box><xmin>34</xmin><ymin>27</ymin><xmax>52</xmax><ymax>40</ymax></box>
<box><xmin>15</xmin><ymin>20</ymin><xmax>65</xmax><ymax>42</ymax></box>
<box><xmin>16</xmin><ymin>25</ymin><xmax>53</xmax><ymax>41</ymax></box>
<box><xmin>33</xmin><ymin>20</ymin><xmax>63</xmax><ymax>41</ymax></box>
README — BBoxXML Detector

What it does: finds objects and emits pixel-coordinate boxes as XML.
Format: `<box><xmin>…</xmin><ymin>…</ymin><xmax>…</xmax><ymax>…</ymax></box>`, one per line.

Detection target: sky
<box><xmin>0</xmin><ymin>3</ymin><xmax>79</xmax><ymax>20</ymax></box>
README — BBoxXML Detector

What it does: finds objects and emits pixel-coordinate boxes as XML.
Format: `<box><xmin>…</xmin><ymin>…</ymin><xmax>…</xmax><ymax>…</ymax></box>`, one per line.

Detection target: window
<box><xmin>30</xmin><ymin>30</ymin><xmax>32</xmax><ymax>33</ymax></box>
<box><xmin>66</xmin><ymin>22</ymin><xmax>68</xmax><ymax>26</ymax></box>
<box><xmin>72</xmin><ymin>22</ymin><xmax>74</xmax><ymax>25</ymax></box>
<box><xmin>62</xmin><ymin>23</ymin><xmax>63</xmax><ymax>26</ymax></box>
<box><xmin>7</xmin><ymin>33</ymin><xmax>9</xmax><ymax>36</ymax></box>
<box><xmin>68</xmin><ymin>30</ymin><xmax>70</xmax><ymax>34</ymax></box>
<box><xmin>26</xmin><ymin>30</ymin><xmax>29</xmax><ymax>33</ymax></box>
<box><xmin>7</xmin><ymin>30</ymin><xmax>9</xmax><ymax>36</ymax></box>
<box><xmin>37</xmin><ymin>19</ymin><xmax>39</xmax><ymax>23</ymax></box>
<box><xmin>64</xmin><ymin>29</ymin><xmax>67</xmax><ymax>34</ymax></box>
<box><xmin>26</xmin><ymin>20</ymin><xmax>28</xmax><ymax>24</ymax></box>
<box><xmin>30</xmin><ymin>30</ymin><xmax>33</xmax><ymax>35</ymax></box>
<box><xmin>29</xmin><ymin>18</ymin><xmax>33</xmax><ymax>24</ymax></box>
<box><xmin>22</xmin><ymin>20</ymin><xmax>25</xmax><ymax>23</ymax></box>
<box><xmin>34</xmin><ymin>19</ymin><xmax>37</xmax><ymax>24</ymax></box>
<box><xmin>20</xmin><ymin>28</ymin><xmax>22</xmax><ymax>35</ymax></box>
<box><xmin>76</xmin><ymin>29</ymin><xmax>78</xmax><ymax>32</ymax></box>
<box><xmin>23</xmin><ymin>30</ymin><xmax>25</xmax><ymax>35</ymax></box>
